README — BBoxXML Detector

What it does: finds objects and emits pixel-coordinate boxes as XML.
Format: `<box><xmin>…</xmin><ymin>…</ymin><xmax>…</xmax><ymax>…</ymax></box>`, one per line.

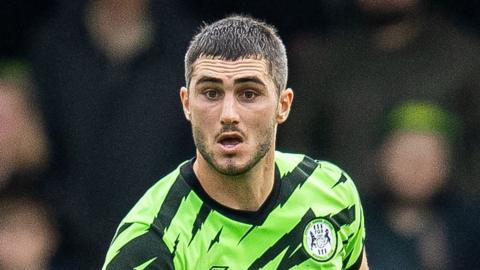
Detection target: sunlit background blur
<box><xmin>1</xmin><ymin>0</ymin><xmax>479</xmax><ymax>269</ymax></box>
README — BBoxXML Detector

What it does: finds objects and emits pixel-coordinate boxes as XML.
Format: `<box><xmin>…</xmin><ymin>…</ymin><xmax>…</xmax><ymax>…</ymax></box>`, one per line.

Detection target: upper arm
<box><xmin>345</xmin><ymin>249</ymin><xmax>369</xmax><ymax>270</ymax></box>
<box><xmin>324</xmin><ymin>163</ymin><xmax>366</xmax><ymax>270</ymax></box>
<box><xmin>102</xmin><ymin>222</ymin><xmax>174</xmax><ymax>270</ymax></box>
<box><xmin>342</xmin><ymin>182</ymin><xmax>366</xmax><ymax>270</ymax></box>
<box><xmin>359</xmin><ymin>250</ymin><xmax>369</xmax><ymax>270</ymax></box>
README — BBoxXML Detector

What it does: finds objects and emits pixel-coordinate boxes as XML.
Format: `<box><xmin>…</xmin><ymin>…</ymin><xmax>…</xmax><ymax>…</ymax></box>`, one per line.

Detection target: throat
<box><xmin>221</xmin><ymin>180</ymin><xmax>272</xmax><ymax>211</ymax></box>
<box><xmin>193</xmin><ymin>155</ymin><xmax>276</xmax><ymax>211</ymax></box>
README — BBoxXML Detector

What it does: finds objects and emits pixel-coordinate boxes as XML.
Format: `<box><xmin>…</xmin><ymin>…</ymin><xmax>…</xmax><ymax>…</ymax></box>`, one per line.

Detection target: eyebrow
<box><xmin>195</xmin><ymin>76</ymin><xmax>266</xmax><ymax>86</ymax></box>
<box><xmin>234</xmin><ymin>76</ymin><xmax>266</xmax><ymax>86</ymax></box>
<box><xmin>196</xmin><ymin>76</ymin><xmax>223</xmax><ymax>85</ymax></box>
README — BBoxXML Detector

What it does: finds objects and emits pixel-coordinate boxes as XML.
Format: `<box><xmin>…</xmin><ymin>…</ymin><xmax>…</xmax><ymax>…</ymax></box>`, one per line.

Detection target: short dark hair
<box><xmin>185</xmin><ymin>15</ymin><xmax>288</xmax><ymax>93</ymax></box>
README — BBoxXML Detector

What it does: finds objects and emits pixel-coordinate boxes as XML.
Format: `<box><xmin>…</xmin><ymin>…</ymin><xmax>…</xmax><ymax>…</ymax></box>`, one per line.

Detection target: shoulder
<box><xmin>102</xmin><ymin>162</ymin><xmax>189</xmax><ymax>269</ymax></box>
<box><xmin>274</xmin><ymin>151</ymin><xmax>310</xmax><ymax>174</ymax></box>
<box><xmin>120</xmin><ymin>161</ymin><xmax>187</xmax><ymax>227</ymax></box>
<box><xmin>275</xmin><ymin>151</ymin><xmax>360</xmax><ymax>198</ymax></box>
<box><xmin>316</xmin><ymin>160</ymin><xmax>360</xmax><ymax>200</ymax></box>
<box><xmin>275</xmin><ymin>151</ymin><xmax>363</xmax><ymax>225</ymax></box>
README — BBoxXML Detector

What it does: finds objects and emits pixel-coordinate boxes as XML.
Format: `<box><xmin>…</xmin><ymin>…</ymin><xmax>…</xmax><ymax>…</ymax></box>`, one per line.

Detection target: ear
<box><xmin>180</xmin><ymin>87</ymin><xmax>191</xmax><ymax>121</ymax></box>
<box><xmin>276</xmin><ymin>88</ymin><xmax>294</xmax><ymax>124</ymax></box>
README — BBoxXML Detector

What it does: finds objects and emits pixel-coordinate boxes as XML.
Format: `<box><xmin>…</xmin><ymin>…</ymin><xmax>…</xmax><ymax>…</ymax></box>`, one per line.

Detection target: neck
<box><xmin>387</xmin><ymin>202</ymin><xmax>430</xmax><ymax>236</ymax></box>
<box><xmin>193</xmin><ymin>150</ymin><xmax>276</xmax><ymax>211</ymax></box>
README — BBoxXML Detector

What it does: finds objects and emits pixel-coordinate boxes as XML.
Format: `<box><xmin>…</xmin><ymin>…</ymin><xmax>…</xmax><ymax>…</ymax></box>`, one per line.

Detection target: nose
<box><xmin>220</xmin><ymin>94</ymin><xmax>240</xmax><ymax>125</ymax></box>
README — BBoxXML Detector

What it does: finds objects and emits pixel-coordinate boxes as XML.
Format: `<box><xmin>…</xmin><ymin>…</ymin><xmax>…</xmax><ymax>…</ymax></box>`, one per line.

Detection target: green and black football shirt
<box><xmin>102</xmin><ymin>151</ymin><xmax>365</xmax><ymax>269</ymax></box>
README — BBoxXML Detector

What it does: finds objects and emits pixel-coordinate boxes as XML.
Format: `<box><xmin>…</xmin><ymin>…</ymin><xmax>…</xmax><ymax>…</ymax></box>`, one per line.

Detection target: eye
<box><xmin>204</xmin><ymin>89</ymin><xmax>221</xmax><ymax>100</ymax></box>
<box><xmin>239</xmin><ymin>90</ymin><xmax>259</xmax><ymax>101</ymax></box>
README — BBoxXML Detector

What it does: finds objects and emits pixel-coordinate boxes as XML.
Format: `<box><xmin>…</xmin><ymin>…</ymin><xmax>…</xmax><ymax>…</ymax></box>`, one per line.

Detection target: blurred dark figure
<box><xmin>29</xmin><ymin>0</ymin><xmax>196</xmax><ymax>268</ymax></box>
<box><xmin>0</xmin><ymin>0</ymin><xmax>54</xmax><ymax>58</ymax></box>
<box><xmin>0</xmin><ymin>60</ymin><xmax>49</xmax><ymax>191</ymax></box>
<box><xmin>278</xmin><ymin>0</ymin><xmax>480</xmax><ymax>194</ymax></box>
<box><xmin>0</xmin><ymin>60</ymin><xmax>58</xmax><ymax>269</ymax></box>
<box><xmin>0</xmin><ymin>192</ymin><xmax>59</xmax><ymax>270</ymax></box>
<box><xmin>365</xmin><ymin>101</ymin><xmax>480</xmax><ymax>269</ymax></box>
<box><xmin>450</xmin><ymin>82</ymin><xmax>480</xmax><ymax>197</ymax></box>
<box><xmin>185</xmin><ymin>0</ymin><xmax>331</xmax><ymax>41</ymax></box>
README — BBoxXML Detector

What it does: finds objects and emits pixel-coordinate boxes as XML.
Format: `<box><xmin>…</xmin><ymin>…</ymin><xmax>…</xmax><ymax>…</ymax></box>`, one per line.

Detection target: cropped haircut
<box><xmin>185</xmin><ymin>15</ymin><xmax>288</xmax><ymax>93</ymax></box>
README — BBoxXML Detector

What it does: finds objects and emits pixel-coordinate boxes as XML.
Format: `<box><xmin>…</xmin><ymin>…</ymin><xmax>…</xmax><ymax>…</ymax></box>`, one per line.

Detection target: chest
<box><xmin>166</xmin><ymin>207</ymin><xmax>347</xmax><ymax>269</ymax></box>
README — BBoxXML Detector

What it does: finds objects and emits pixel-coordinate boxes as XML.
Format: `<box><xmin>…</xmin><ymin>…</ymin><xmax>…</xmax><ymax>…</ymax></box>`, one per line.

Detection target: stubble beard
<box><xmin>192</xmin><ymin>122</ymin><xmax>275</xmax><ymax>176</ymax></box>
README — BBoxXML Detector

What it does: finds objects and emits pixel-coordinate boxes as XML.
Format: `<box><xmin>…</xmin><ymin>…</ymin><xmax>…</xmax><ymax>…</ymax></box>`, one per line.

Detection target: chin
<box><xmin>214</xmin><ymin>155</ymin><xmax>263</xmax><ymax>176</ymax></box>
<box><xmin>215</xmin><ymin>159</ymin><xmax>250</xmax><ymax>176</ymax></box>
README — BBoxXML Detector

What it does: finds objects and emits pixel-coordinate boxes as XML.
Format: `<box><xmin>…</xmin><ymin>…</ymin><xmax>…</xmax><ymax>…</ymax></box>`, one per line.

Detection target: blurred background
<box><xmin>1</xmin><ymin>0</ymin><xmax>479</xmax><ymax>269</ymax></box>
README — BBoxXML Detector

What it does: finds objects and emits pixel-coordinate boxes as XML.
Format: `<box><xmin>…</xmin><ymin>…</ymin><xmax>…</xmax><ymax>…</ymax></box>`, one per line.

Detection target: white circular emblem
<box><xmin>303</xmin><ymin>218</ymin><xmax>337</xmax><ymax>261</ymax></box>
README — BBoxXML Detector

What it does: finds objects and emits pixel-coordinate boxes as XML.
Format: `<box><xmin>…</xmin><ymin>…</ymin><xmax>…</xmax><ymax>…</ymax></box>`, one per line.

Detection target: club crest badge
<box><xmin>303</xmin><ymin>218</ymin><xmax>337</xmax><ymax>261</ymax></box>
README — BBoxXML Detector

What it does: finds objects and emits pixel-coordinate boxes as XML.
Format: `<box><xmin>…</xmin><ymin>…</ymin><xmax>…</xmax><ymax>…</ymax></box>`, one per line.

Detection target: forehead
<box><xmin>191</xmin><ymin>57</ymin><xmax>271</xmax><ymax>83</ymax></box>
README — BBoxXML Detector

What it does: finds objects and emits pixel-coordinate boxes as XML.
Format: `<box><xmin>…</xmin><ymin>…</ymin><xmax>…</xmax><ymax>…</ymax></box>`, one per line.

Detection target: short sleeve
<box><xmin>102</xmin><ymin>222</ymin><xmax>174</xmax><ymax>270</ymax></box>
<box><xmin>342</xmin><ymin>174</ymin><xmax>366</xmax><ymax>270</ymax></box>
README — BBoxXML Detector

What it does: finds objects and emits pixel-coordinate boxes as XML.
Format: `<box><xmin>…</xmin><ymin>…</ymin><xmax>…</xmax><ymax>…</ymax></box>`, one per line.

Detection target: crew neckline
<box><xmin>180</xmin><ymin>158</ymin><xmax>281</xmax><ymax>225</ymax></box>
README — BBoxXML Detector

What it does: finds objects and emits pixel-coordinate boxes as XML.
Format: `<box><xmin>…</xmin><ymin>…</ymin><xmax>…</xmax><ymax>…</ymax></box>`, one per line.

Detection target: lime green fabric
<box><xmin>103</xmin><ymin>151</ymin><xmax>365</xmax><ymax>269</ymax></box>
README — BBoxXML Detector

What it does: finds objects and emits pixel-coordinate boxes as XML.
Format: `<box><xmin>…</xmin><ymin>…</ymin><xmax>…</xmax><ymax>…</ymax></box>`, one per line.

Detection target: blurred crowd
<box><xmin>1</xmin><ymin>0</ymin><xmax>479</xmax><ymax>269</ymax></box>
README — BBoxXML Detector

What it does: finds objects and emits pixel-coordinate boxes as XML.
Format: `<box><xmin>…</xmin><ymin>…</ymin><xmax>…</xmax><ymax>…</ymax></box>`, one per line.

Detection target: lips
<box><xmin>217</xmin><ymin>133</ymin><xmax>244</xmax><ymax>149</ymax></box>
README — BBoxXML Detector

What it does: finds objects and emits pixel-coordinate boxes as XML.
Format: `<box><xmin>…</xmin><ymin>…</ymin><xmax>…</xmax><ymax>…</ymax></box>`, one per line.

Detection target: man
<box><xmin>30</xmin><ymin>1</ymin><xmax>196</xmax><ymax>267</ymax></box>
<box><xmin>278</xmin><ymin>0</ymin><xmax>480</xmax><ymax>195</ymax></box>
<box><xmin>102</xmin><ymin>15</ymin><xmax>368</xmax><ymax>270</ymax></box>
<box><xmin>366</xmin><ymin>101</ymin><xmax>480</xmax><ymax>269</ymax></box>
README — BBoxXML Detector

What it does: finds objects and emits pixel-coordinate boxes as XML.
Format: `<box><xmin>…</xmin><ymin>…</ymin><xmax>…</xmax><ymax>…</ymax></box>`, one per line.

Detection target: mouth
<box><xmin>217</xmin><ymin>133</ymin><xmax>244</xmax><ymax>150</ymax></box>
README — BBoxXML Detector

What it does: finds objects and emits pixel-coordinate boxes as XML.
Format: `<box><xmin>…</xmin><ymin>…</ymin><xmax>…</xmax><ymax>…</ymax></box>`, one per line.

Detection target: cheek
<box><xmin>252</xmin><ymin>104</ymin><xmax>277</xmax><ymax>123</ymax></box>
<box><xmin>190</xmin><ymin>104</ymin><xmax>217</xmax><ymax>124</ymax></box>
<box><xmin>247</xmin><ymin>112</ymin><xmax>271</xmax><ymax>129</ymax></box>
<box><xmin>250</xmin><ymin>112</ymin><xmax>277</xmax><ymax>138</ymax></box>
